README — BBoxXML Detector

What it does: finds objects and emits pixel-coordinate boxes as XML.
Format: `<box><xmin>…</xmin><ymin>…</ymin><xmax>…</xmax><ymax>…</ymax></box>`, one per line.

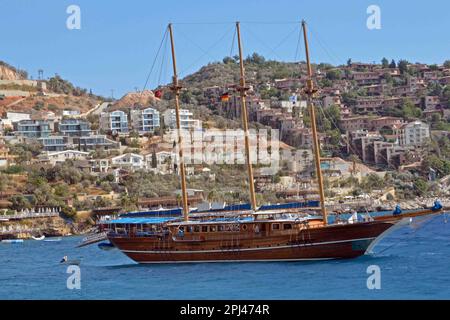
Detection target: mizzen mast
<box><xmin>301</xmin><ymin>20</ymin><xmax>327</xmax><ymax>224</ymax></box>
<box><xmin>168</xmin><ymin>23</ymin><xmax>189</xmax><ymax>221</ymax></box>
<box><xmin>236</xmin><ymin>22</ymin><xmax>258</xmax><ymax>212</ymax></box>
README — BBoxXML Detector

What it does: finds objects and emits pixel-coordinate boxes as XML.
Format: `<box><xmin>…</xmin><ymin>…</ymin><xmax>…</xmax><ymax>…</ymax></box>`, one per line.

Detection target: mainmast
<box><xmin>168</xmin><ymin>23</ymin><xmax>189</xmax><ymax>221</ymax></box>
<box><xmin>236</xmin><ymin>22</ymin><xmax>258</xmax><ymax>212</ymax></box>
<box><xmin>301</xmin><ymin>20</ymin><xmax>327</xmax><ymax>224</ymax></box>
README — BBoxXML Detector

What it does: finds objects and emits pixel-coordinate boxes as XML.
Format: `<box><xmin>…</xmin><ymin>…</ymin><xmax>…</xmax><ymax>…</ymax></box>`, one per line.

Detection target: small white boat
<box><xmin>32</xmin><ymin>235</ymin><xmax>46</xmax><ymax>241</ymax></box>
<box><xmin>1</xmin><ymin>239</ymin><xmax>24</xmax><ymax>244</ymax></box>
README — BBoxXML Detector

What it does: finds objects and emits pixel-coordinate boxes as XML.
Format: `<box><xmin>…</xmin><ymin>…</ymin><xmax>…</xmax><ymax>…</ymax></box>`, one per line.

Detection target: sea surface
<box><xmin>1</xmin><ymin>215</ymin><xmax>450</xmax><ymax>300</ymax></box>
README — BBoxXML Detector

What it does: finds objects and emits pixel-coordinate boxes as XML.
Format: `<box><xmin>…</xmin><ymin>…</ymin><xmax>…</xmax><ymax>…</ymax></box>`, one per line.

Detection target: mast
<box><xmin>301</xmin><ymin>20</ymin><xmax>327</xmax><ymax>224</ymax></box>
<box><xmin>168</xmin><ymin>23</ymin><xmax>189</xmax><ymax>221</ymax></box>
<box><xmin>236</xmin><ymin>22</ymin><xmax>258</xmax><ymax>212</ymax></box>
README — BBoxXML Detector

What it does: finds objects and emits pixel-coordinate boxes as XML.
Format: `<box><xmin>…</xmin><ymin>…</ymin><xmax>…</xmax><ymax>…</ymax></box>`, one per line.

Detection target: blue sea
<box><xmin>1</xmin><ymin>215</ymin><xmax>450</xmax><ymax>300</ymax></box>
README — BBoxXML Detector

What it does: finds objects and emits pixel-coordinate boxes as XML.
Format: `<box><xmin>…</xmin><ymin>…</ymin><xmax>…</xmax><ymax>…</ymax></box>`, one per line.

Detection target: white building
<box><xmin>397</xmin><ymin>120</ymin><xmax>430</xmax><ymax>146</ymax></box>
<box><xmin>6</xmin><ymin>112</ymin><xmax>31</xmax><ymax>123</ymax></box>
<box><xmin>163</xmin><ymin>109</ymin><xmax>201</xmax><ymax>130</ymax></box>
<box><xmin>100</xmin><ymin>110</ymin><xmax>129</xmax><ymax>134</ymax></box>
<box><xmin>145</xmin><ymin>150</ymin><xmax>177</xmax><ymax>173</ymax></box>
<box><xmin>111</xmin><ymin>153</ymin><xmax>145</xmax><ymax>171</ymax></box>
<box><xmin>130</xmin><ymin>107</ymin><xmax>160</xmax><ymax>134</ymax></box>
<box><xmin>38</xmin><ymin>150</ymin><xmax>89</xmax><ymax>165</ymax></box>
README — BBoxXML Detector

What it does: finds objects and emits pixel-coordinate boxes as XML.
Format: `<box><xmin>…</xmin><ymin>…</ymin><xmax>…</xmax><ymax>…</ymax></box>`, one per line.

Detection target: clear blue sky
<box><xmin>1</xmin><ymin>0</ymin><xmax>448</xmax><ymax>98</ymax></box>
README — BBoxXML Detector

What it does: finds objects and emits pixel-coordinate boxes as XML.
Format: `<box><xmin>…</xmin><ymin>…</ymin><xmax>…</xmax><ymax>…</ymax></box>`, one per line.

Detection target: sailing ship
<box><xmin>91</xmin><ymin>21</ymin><xmax>445</xmax><ymax>263</ymax></box>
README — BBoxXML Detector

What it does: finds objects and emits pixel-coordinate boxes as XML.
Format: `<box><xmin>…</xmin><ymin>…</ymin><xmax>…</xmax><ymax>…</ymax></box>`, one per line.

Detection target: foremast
<box><xmin>302</xmin><ymin>20</ymin><xmax>327</xmax><ymax>224</ymax></box>
<box><xmin>168</xmin><ymin>23</ymin><xmax>189</xmax><ymax>221</ymax></box>
<box><xmin>235</xmin><ymin>22</ymin><xmax>258</xmax><ymax>212</ymax></box>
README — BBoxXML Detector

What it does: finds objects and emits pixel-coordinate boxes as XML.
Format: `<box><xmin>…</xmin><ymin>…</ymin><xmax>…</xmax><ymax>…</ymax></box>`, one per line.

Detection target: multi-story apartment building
<box><xmin>57</xmin><ymin>119</ymin><xmax>91</xmax><ymax>136</ymax></box>
<box><xmin>163</xmin><ymin>109</ymin><xmax>201</xmax><ymax>130</ymax></box>
<box><xmin>351</xmin><ymin>71</ymin><xmax>381</xmax><ymax>85</ymax></box>
<box><xmin>39</xmin><ymin>134</ymin><xmax>119</xmax><ymax>152</ymax></box>
<box><xmin>354</xmin><ymin>97</ymin><xmax>385</xmax><ymax>113</ymax></box>
<box><xmin>340</xmin><ymin>116</ymin><xmax>404</xmax><ymax>133</ymax></box>
<box><xmin>100</xmin><ymin>110</ymin><xmax>129</xmax><ymax>134</ymax></box>
<box><xmin>130</xmin><ymin>107</ymin><xmax>160</xmax><ymax>134</ymax></box>
<box><xmin>396</xmin><ymin>120</ymin><xmax>430</xmax><ymax>146</ymax></box>
<box><xmin>39</xmin><ymin>136</ymin><xmax>68</xmax><ymax>152</ymax></box>
<box><xmin>14</xmin><ymin>120</ymin><xmax>52</xmax><ymax>138</ymax></box>
<box><xmin>73</xmin><ymin>135</ymin><xmax>120</xmax><ymax>151</ymax></box>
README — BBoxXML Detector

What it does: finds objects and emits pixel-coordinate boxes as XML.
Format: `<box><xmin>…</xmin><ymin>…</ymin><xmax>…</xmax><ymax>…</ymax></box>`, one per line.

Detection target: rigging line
<box><xmin>243</xmin><ymin>25</ymin><xmax>285</xmax><ymax>61</ymax></box>
<box><xmin>157</xmin><ymin>33</ymin><xmax>169</xmax><ymax>86</ymax></box>
<box><xmin>229</xmin><ymin>28</ymin><xmax>236</xmax><ymax>58</ymax></box>
<box><xmin>376</xmin><ymin>215</ymin><xmax>436</xmax><ymax>255</ymax></box>
<box><xmin>308</xmin><ymin>25</ymin><xmax>344</xmax><ymax>65</ymax></box>
<box><xmin>244</xmin><ymin>24</ymin><xmax>302</xmax><ymax>61</ymax></box>
<box><xmin>172</xmin><ymin>21</ymin><xmax>235</xmax><ymax>25</ymax></box>
<box><xmin>275</xmin><ymin>25</ymin><xmax>300</xmax><ymax>51</ymax></box>
<box><xmin>141</xmin><ymin>27</ymin><xmax>168</xmax><ymax>94</ymax></box>
<box><xmin>241</xmin><ymin>21</ymin><xmax>301</xmax><ymax>25</ymax></box>
<box><xmin>176</xmin><ymin>26</ymin><xmax>227</xmax><ymax>60</ymax></box>
<box><xmin>294</xmin><ymin>24</ymin><xmax>302</xmax><ymax>62</ymax></box>
<box><xmin>178</xmin><ymin>25</ymin><xmax>235</xmax><ymax>78</ymax></box>
<box><xmin>172</xmin><ymin>21</ymin><xmax>300</xmax><ymax>25</ymax></box>
<box><xmin>290</xmin><ymin>24</ymin><xmax>303</xmax><ymax>80</ymax></box>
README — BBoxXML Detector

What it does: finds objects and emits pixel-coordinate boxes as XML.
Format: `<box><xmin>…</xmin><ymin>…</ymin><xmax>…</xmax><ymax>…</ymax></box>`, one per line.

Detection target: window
<box><xmin>218</xmin><ymin>225</ymin><xmax>225</xmax><ymax>231</ymax></box>
<box><xmin>194</xmin><ymin>225</ymin><xmax>200</xmax><ymax>233</ymax></box>
<box><xmin>209</xmin><ymin>225</ymin><xmax>217</xmax><ymax>232</ymax></box>
<box><xmin>272</xmin><ymin>223</ymin><xmax>280</xmax><ymax>230</ymax></box>
<box><xmin>283</xmin><ymin>224</ymin><xmax>292</xmax><ymax>230</ymax></box>
<box><xmin>201</xmin><ymin>226</ymin><xmax>208</xmax><ymax>233</ymax></box>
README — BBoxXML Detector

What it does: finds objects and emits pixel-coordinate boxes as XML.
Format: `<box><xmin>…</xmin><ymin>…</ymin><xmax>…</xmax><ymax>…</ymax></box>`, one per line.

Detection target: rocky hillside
<box><xmin>0</xmin><ymin>95</ymin><xmax>101</xmax><ymax>115</ymax></box>
<box><xmin>0</xmin><ymin>60</ymin><xmax>105</xmax><ymax>116</ymax></box>
<box><xmin>0</xmin><ymin>61</ymin><xmax>27</xmax><ymax>80</ymax></box>
<box><xmin>111</xmin><ymin>90</ymin><xmax>158</xmax><ymax>110</ymax></box>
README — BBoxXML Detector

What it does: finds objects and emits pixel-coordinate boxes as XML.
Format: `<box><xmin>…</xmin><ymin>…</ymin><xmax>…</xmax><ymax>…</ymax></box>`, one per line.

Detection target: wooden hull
<box><xmin>109</xmin><ymin>220</ymin><xmax>397</xmax><ymax>263</ymax></box>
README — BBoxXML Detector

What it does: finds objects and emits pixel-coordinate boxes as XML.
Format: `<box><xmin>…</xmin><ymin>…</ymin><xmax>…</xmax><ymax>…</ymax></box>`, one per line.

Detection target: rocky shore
<box><xmin>327</xmin><ymin>197</ymin><xmax>450</xmax><ymax>212</ymax></box>
<box><xmin>0</xmin><ymin>215</ymin><xmax>94</xmax><ymax>240</ymax></box>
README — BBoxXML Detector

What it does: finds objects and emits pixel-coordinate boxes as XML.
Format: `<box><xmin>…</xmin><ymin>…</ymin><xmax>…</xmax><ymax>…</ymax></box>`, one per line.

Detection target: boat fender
<box><xmin>393</xmin><ymin>204</ymin><xmax>402</xmax><ymax>215</ymax></box>
<box><xmin>432</xmin><ymin>200</ymin><xmax>443</xmax><ymax>211</ymax></box>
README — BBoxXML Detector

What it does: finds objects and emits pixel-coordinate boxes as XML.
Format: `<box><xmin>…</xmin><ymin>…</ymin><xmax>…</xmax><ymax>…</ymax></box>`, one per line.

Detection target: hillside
<box><xmin>181</xmin><ymin>54</ymin><xmax>304</xmax><ymax>90</ymax></box>
<box><xmin>0</xmin><ymin>61</ymin><xmax>104</xmax><ymax>116</ymax></box>
<box><xmin>0</xmin><ymin>61</ymin><xmax>27</xmax><ymax>80</ymax></box>
<box><xmin>111</xmin><ymin>90</ymin><xmax>158</xmax><ymax>110</ymax></box>
<box><xmin>0</xmin><ymin>94</ymin><xmax>101</xmax><ymax>115</ymax></box>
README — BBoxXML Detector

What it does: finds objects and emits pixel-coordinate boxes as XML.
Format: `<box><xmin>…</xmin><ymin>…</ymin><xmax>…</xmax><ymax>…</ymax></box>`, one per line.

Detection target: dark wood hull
<box><xmin>109</xmin><ymin>220</ymin><xmax>396</xmax><ymax>263</ymax></box>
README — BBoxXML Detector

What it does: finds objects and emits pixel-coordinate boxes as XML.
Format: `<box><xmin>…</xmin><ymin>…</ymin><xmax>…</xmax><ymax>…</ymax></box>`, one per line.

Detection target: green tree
<box><xmin>381</xmin><ymin>57</ymin><xmax>389</xmax><ymax>68</ymax></box>
<box><xmin>398</xmin><ymin>60</ymin><xmax>409</xmax><ymax>74</ymax></box>
<box><xmin>389</xmin><ymin>59</ymin><xmax>396</xmax><ymax>68</ymax></box>
<box><xmin>151</xmin><ymin>150</ymin><xmax>157</xmax><ymax>168</ymax></box>
<box><xmin>326</xmin><ymin>69</ymin><xmax>343</xmax><ymax>80</ymax></box>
